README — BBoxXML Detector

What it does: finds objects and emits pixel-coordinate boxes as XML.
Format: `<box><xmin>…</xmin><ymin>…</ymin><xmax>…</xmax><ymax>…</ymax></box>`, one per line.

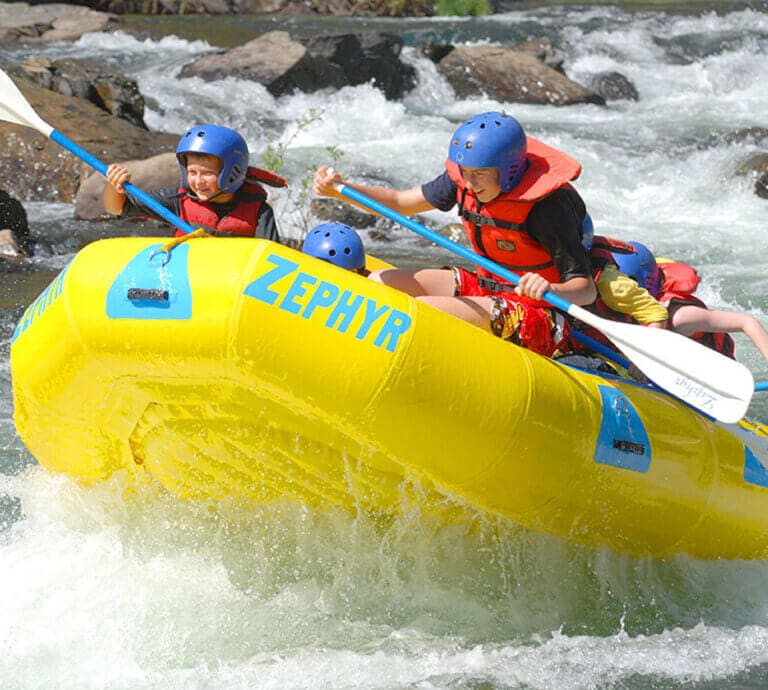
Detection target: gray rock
<box><xmin>180</xmin><ymin>30</ymin><xmax>415</xmax><ymax>100</ymax></box>
<box><xmin>511</xmin><ymin>37</ymin><xmax>565</xmax><ymax>74</ymax></box>
<box><xmin>735</xmin><ymin>152</ymin><xmax>768</xmax><ymax>200</ymax></box>
<box><xmin>419</xmin><ymin>43</ymin><xmax>454</xmax><ymax>64</ymax></box>
<box><xmin>310</xmin><ymin>197</ymin><xmax>382</xmax><ymax>230</ymax></box>
<box><xmin>0</xmin><ymin>228</ymin><xmax>26</xmax><ymax>263</ymax></box>
<box><xmin>723</xmin><ymin>128</ymin><xmax>768</xmax><ymax>146</ymax></box>
<box><xmin>436</xmin><ymin>45</ymin><xmax>604</xmax><ymax>107</ymax></box>
<box><xmin>0</xmin><ymin>3</ymin><xmax>116</xmax><ymax>42</ymax></box>
<box><xmin>0</xmin><ymin>188</ymin><xmax>30</xmax><ymax>258</ymax></box>
<box><xmin>6</xmin><ymin>57</ymin><xmax>147</xmax><ymax>129</ymax></box>
<box><xmin>179</xmin><ymin>31</ymin><xmax>329</xmax><ymax>94</ymax></box>
<box><xmin>588</xmin><ymin>71</ymin><xmax>639</xmax><ymax>102</ymax></box>
<box><xmin>305</xmin><ymin>32</ymin><xmax>415</xmax><ymax>100</ymax></box>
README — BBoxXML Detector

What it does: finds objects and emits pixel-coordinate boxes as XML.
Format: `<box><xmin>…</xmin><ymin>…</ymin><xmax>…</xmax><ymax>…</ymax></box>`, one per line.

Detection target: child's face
<box><xmin>460</xmin><ymin>166</ymin><xmax>501</xmax><ymax>203</ymax></box>
<box><xmin>185</xmin><ymin>153</ymin><xmax>224</xmax><ymax>201</ymax></box>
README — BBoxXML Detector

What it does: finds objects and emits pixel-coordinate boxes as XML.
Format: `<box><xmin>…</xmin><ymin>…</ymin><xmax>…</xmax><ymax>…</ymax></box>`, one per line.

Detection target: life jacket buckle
<box><xmin>477</xmin><ymin>275</ymin><xmax>516</xmax><ymax>293</ymax></box>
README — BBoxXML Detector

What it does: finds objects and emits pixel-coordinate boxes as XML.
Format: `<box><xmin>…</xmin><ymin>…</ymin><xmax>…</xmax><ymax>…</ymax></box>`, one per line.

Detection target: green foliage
<box><xmin>434</xmin><ymin>0</ymin><xmax>492</xmax><ymax>16</ymax></box>
<box><xmin>262</xmin><ymin>108</ymin><xmax>345</xmax><ymax>241</ymax></box>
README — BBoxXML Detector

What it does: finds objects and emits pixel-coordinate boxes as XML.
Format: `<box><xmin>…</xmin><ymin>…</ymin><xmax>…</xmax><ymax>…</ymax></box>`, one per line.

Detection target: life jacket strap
<box><xmin>477</xmin><ymin>276</ymin><xmax>521</xmax><ymax>293</ymax></box>
<box><xmin>477</xmin><ymin>267</ymin><xmax>556</xmax><ymax>294</ymax></box>
<box><xmin>460</xmin><ymin>207</ymin><xmax>526</xmax><ymax>231</ymax></box>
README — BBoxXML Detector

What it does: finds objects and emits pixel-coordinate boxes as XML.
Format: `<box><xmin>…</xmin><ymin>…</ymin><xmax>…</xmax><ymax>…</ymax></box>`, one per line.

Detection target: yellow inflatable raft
<box><xmin>10</xmin><ymin>236</ymin><xmax>768</xmax><ymax>560</ymax></box>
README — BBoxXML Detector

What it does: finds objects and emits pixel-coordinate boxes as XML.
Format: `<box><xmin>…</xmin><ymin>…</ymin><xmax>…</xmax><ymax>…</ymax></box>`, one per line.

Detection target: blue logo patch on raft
<box><xmin>243</xmin><ymin>253</ymin><xmax>412</xmax><ymax>353</ymax></box>
<box><xmin>11</xmin><ymin>262</ymin><xmax>71</xmax><ymax>344</ymax></box>
<box><xmin>594</xmin><ymin>385</ymin><xmax>652</xmax><ymax>472</ymax></box>
<box><xmin>744</xmin><ymin>446</ymin><xmax>768</xmax><ymax>488</ymax></box>
<box><xmin>106</xmin><ymin>244</ymin><xmax>192</xmax><ymax>320</ymax></box>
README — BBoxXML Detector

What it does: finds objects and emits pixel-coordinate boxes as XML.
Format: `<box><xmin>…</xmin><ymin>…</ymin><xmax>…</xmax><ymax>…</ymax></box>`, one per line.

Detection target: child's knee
<box><xmin>368</xmin><ymin>268</ymin><xmax>386</xmax><ymax>283</ymax></box>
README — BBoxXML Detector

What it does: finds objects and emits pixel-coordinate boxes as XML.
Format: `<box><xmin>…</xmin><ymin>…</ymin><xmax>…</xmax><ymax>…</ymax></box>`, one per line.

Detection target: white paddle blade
<box><xmin>593</xmin><ymin>317</ymin><xmax>754</xmax><ymax>423</ymax></box>
<box><xmin>0</xmin><ymin>69</ymin><xmax>54</xmax><ymax>137</ymax></box>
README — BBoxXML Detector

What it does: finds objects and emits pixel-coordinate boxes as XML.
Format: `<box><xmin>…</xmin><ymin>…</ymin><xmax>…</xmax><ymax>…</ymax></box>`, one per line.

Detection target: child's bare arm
<box><xmin>672</xmin><ymin>305</ymin><xmax>768</xmax><ymax>362</ymax></box>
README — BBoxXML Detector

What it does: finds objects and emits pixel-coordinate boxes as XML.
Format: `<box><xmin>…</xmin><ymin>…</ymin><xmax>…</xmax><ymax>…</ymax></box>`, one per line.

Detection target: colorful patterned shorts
<box><xmin>452</xmin><ymin>266</ymin><xmax>570</xmax><ymax>357</ymax></box>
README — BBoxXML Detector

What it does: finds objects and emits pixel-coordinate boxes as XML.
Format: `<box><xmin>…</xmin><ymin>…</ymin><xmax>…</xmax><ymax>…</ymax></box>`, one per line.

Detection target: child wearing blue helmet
<box><xmin>582</xmin><ymin>232</ymin><xmax>669</xmax><ymax>330</ymax></box>
<box><xmin>610</xmin><ymin>240</ymin><xmax>768</xmax><ymax>363</ymax></box>
<box><xmin>104</xmin><ymin>124</ymin><xmax>286</xmax><ymax>242</ymax></box>
<box><xmin>302</xmin><ymin>222</ymin><xmax>368</xmax><ymax>275</ymax></box>
<box><xmin>313</xmin><ymin>112</ymin><xmax>596</xmax><ymax>358</ymax></box>
<box><xmin>583</xmin><ymin>231</ymin><xmax>768</xmax><ymax>363</ymax></box>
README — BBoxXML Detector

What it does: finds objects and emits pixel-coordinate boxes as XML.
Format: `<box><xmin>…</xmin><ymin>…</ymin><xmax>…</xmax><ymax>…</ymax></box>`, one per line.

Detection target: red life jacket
<box><xmin>657</xmin><ymin>261</ymin><xmax>735</xmax><ymax>358</ymax></box>
<box><xmin>445</xmin><ymin>137</ymin><xmax>582</xmax><ymax>291</ymax></box>
<box><xmin>657</xmin><ymin>261</ymin><xmax>701</xmax><ymax>303</ymax></box>
<box><xmin>588</xmin><ymin>235</ymin><xmax>636</xmax><ymax>277</ymax></box>
<box><xmin>586</xmin><ymin>235</ymin><xmax>639</xmax><ymax>321</ymax></box>
<box><xmin>175</xmin><ymin>166</ymin><xmax>287</xmax><ymax>238</ymax></box>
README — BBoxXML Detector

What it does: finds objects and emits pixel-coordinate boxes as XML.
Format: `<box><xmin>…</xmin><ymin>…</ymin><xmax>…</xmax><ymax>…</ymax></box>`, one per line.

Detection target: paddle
<box><xmin>333</xmin><ymin>182</ymin><xmax>755</xmax><ymax>424</ymax></box>
<box><xmin>0</xmin><ymin>68</ymin><xmax>196</xmax><ymax>236</ymax></box>
<box><xmin>0</xmin><ymin>65</ymin><xmax>755</xmax><ymax>421</ymax></box>
<box><xmin>757</xmin><ymin>382</ymin><xmax>768</xmax><ymax>392</ymax></box>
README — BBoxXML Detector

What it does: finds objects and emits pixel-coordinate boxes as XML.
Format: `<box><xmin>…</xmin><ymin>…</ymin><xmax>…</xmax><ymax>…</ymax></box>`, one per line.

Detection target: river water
<box><xmin>2</xmin><ymin>3</ymin><xmax>768</xmax><ymax>688</ymax></box>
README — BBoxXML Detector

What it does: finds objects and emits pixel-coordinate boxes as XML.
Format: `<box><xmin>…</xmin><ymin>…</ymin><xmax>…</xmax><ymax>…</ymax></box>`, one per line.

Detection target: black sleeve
<box><xmin>526</xmin><ymin>188</ymin><xmax>592</xmax><ymax>281</ymax></box>
<box><xmin>255</xmin><ymin>203</ymin><xmax>281</xmax><ymax>243</ymax></box>
<box><xmin>421</xmin><ymin>170</ymin><xmax>458</xmax><ymax>211</ymax></box>
<box><xmin>120</xmin><ymin>187</ymin><xmax>181</xmax><ymax>226</ymax></box>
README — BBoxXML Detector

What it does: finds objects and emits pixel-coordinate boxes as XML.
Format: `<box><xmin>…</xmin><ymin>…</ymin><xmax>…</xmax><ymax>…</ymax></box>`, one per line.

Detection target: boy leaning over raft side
<box><xmin>575</xmin><ymin>224</ymin><xmax>768</xmax><ymax>371</ymax></box>
<box><xmin>103</xmin><ymin>124</ymin><xmax>286</xmax><ymax>243</ymax></box>
<box><xmin>605</xmin><ymin>239</ymin><xmax>768</xmax><ymax>364</ymax></box>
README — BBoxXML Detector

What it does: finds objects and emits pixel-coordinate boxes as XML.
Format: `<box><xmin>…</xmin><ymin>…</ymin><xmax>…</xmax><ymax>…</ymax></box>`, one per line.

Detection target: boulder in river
<box><xmin>5</xmin><ymin>56</ymin><xmax>148</xmax><ymax>130</ymax></box>
<box><xmin>736</xmin><ymin>152</ymin><xmax>768</xmax><ymax>200</ymax></box>
<box><xmin>0</xmin><ymin>188</ymin><xmax>30</xmax><ymax>262</ymax></box>
<box><xmin>179</xmin><ymin>30</ymin><xmax>416</xmax><ymax>100</ymax></box>
<box><xmin>435</xmin><ymin>44</ymin><xmax>604</xmax><ymax>106</ymax></box>
<box><xmin>0</xmin><ymin>2</ymin><xmax>117</xmax><ymax>42</ymax></box>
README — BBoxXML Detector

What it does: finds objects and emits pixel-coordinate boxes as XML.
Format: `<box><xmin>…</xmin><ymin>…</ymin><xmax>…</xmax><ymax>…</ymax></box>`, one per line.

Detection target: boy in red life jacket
<box><xmin>612</xmin><ymin>241</ymin><xmax>768</xmax><ymax>363</ymax></box>
<box><xmin>103</xmin><ymin>124</ymin><xmax>286</xmax><ymax>242</ymax></box>
<box><xmin>312</xmin><ymin>112</ymin><xmax>597</xmax><ymax>358</ymax></box>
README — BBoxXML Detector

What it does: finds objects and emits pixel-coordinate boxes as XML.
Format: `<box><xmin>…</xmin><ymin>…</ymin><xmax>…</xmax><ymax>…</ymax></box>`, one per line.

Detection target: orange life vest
<box><xmin>657</xmin><ymin>261</ymin><xmax>735</xmax><ymax>359</ymax></box>
<box><xmin>445</xmin><ymin>137</ymin><xmax>582</xmax><ymax>289</ymax></box>
<box><xmin>175</xmin><ymin>166</ymin><xmax>287</xmax><ymax>238</ymax></box>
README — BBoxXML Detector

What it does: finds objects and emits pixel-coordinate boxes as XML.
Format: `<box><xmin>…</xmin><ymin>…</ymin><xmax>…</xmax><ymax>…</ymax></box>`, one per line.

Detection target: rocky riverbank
<box><xmin>1</xmin><ymin>0</ymin><xmax>767</xmax><ymax>265</ymax></box>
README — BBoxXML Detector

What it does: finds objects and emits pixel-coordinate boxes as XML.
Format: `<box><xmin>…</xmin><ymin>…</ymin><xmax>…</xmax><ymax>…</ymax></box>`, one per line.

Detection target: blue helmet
<box><xmin>581</xmin><ymin>213</ymin><xmax>594</xmax><ymax>252</ymax></box>
<box><xmin>176</xmin><ymin>124</ymin><xmax>249</xmax><ymax>194</ymax></box>
<box><xmin>303</xmin><ymin>223</ymin><xmax>366</xmax><ymax>271</ymax></box>
<box><xmin>613</xmin><ymin>241</ymin><xmax>661</xmax><ymax>297</ymax></box>
<box><xmin>448</xmin><ymin>112</ymin><xmax>527</xmax><ymax>193</ymax></box>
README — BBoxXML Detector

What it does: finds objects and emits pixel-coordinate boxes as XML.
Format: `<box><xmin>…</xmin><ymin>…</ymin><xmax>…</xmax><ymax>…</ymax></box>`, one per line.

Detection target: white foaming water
<box><xmin>6</xmin><ymin>465</ymin><xmax>768</xmax><ymax>689</ymax></box>
<box><xmin>3</xmin><ymin>5</ymin><xmax>768</xmax><ymax>688</ymax></box>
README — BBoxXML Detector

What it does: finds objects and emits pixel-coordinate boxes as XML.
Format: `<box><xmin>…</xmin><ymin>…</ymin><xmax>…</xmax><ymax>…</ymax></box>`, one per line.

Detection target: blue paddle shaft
<box><xmin>337</xmin><ymin>184</ymin><xmax>632</xmax><ymax>370</ymax></box>
<box><xmin>51</xmin><ymin>129</ymin><xmax>196</xmax><ymax>235</ymax></box>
